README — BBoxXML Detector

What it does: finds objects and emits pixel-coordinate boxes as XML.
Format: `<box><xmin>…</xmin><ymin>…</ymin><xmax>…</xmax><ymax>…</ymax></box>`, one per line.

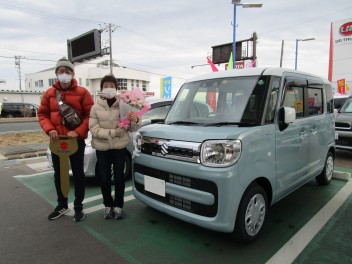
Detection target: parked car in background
<box><xmin>334</xmin><ymin>93</ymin><xmax>349</xmax><ymax>110</ymax></box>
<box><xmin>335</xmin><ymin>95</ymin><xmax>352</xmax><ymax>151</ymax></box>
<box><xmin>47</xmin><ymin>97</ymin><xmax>173</xmax><ymax>180</ymax></box>
<box><xmin>0</xmin><ymin>102</ymin><xmax>38</xmax><ymax>118</ymax></box>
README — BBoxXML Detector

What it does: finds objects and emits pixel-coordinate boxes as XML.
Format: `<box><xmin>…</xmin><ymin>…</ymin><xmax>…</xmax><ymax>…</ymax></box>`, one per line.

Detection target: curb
<box><xmin>333</xmin><ymin>171</ymin><xmax>351</xmax><ymax>182</ymax></box>
<box><xmin>4</xmin><ymin>151</ymin><xmax>48</xmax><ymax>160</ymax></box>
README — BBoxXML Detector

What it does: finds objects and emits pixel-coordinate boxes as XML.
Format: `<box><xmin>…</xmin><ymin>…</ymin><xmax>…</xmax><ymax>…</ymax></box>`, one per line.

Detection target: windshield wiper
<box><xmin>168</xmin><ymin>121</ymin><xmax>199</xmax><ymax>125</ymax></box>
<box><xmin>204</xmin><ymin>122</ymin><xmax>256</xmax><ymax>127</ymax></box>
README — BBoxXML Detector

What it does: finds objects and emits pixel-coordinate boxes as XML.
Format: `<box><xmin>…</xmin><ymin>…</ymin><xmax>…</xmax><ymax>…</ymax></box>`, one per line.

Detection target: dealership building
<box><xmin>329</xmin><ymin>17</ymin><xmax>352</xmax><ymax>95</ymax></box>
<box><xmin>0</xmin><ymin>58</ymin><xmax>151</xmax><ymax>105</ymax></box>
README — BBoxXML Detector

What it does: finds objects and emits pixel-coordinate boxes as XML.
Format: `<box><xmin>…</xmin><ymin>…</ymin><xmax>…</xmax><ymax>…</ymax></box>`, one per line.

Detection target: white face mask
<box><xmin>102</xmin><ymin>88</ymin><xmax>116</xmax><ymax>99</ymax></box>
<box><xmin>57</xmin><ymin>73</ymin><xmax>72</xmax><ymax>84</ymax></box>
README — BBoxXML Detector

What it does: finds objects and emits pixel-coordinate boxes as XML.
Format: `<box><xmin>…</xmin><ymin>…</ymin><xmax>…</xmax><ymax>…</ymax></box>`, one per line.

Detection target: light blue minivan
<box><xmin>132</xmin><ymin>67</ymin><xmax>335</xmax><ymax>243</ymax></box>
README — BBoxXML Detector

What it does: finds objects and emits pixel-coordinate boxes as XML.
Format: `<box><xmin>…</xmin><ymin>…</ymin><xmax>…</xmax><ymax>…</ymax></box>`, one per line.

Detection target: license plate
<box><xmin>144</xmin><ymin>176</ymin><xmax>166</xmax><ymax>197</ymax></box>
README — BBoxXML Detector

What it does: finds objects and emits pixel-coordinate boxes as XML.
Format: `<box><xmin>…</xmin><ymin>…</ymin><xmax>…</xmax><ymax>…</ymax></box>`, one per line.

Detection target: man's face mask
<box><xmin>102</xmin><ymin>88</ymin><xmax>116</xmax><ymax>99</ymax></box>
<box><xmin>57</xmin><ymin>73</ymin><xmax>72</xmax><ymax>84</ymax></box>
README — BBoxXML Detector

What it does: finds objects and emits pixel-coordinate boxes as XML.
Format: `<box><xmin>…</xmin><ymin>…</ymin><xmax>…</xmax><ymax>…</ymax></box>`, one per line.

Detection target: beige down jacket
<box><xmin>89</xmin><ymin>97</ymin><xmax>141</xmax><ymax>151</ymax></box>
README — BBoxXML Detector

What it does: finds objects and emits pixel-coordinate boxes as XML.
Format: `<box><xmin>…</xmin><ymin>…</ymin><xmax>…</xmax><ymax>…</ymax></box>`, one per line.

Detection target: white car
<box><xmin>47</xmin><ymin>97</ymin><xmax>173</xmax><ymax>180</ymax></box>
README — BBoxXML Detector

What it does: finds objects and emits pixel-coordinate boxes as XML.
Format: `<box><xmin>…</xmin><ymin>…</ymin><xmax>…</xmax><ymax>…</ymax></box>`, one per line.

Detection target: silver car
<box><xmin>335</xmin><ymin>96</ymin><xmax>352</xmax><ymax>151</ymax></box>
<box><xmin>47</xmin><ymin>97</ymin><xmax>173</xmax><ymax>180</ymax></box>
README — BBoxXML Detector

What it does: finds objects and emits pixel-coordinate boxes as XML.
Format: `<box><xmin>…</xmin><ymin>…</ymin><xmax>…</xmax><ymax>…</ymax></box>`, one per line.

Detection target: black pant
<box><xmin>96</xmin><ymin>148</ymin><xmax>126</xmax><ymax>208</ymax></box>
<box><xmin>51</xmin><ymin>139</ymin><xmax>86</xmax><ymax>211</ymax></box>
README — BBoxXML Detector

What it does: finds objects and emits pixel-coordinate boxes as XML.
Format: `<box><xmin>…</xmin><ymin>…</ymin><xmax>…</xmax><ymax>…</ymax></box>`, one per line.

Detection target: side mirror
<box><xmin>278</xmin><ymin>107</ymin><xmax>296</xmax><ymax>131</ymax></box>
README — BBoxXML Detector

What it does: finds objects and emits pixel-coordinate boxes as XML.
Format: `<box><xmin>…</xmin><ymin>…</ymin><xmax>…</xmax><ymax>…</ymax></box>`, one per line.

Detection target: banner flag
<box><xmin>206</xmin><ymin>57</ymin><xmax>219</xmax><ymax>72</ymax></box>
<box><xmin>227</xmin><ymin>52</ymin><xmax>233</xmax><ymax>70</ymax></box>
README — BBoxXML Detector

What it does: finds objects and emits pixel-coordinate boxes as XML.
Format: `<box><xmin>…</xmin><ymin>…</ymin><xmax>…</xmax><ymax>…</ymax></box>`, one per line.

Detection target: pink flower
<box><xmin>118</xmin><ymin>88</ymin><xmax>151</xmax><ymax>129</ymax></box>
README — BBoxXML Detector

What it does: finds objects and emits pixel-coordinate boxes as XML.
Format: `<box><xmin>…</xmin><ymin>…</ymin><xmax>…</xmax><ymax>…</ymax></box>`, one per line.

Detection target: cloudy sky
<box><xmin>0</xmin><ymin>0</ymin><xmax>351</xmax><ymax>93</ymax></box>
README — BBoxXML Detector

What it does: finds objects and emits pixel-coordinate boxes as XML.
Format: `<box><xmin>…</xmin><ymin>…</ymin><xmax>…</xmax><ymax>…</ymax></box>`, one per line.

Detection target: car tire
<box><xmin>232</xmin><ymin>184</ymin><xmax>267</xmax><ymax>243</ymax></box>
<box><xmin>316</xmin><ymin>151</ymin><xmax>334</xmax><ymax>186</ymax></box>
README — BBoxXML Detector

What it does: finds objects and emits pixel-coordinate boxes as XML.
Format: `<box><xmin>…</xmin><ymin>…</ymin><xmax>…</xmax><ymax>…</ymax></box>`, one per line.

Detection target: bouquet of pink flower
<box><xmin>118</xmin><ymin>88</ymin><xmax>151</xmax><ymax>129</ymax></box>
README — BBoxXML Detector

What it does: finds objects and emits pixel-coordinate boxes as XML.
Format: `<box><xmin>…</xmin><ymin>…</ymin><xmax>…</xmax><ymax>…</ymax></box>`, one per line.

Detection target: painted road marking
<box><xmin>66</xmin><ymin>187</ymin><xmax>134</xmax><ymax>216</ymax></box>
<box><xmin>67</xmin><ymin>194</ymin><xmax>135</xmax><ymax>216</ymax></box>
<box><xmin>266</xmin><ymin>179</ymin><xmax>352</xmax><ymax>264</ymax></box>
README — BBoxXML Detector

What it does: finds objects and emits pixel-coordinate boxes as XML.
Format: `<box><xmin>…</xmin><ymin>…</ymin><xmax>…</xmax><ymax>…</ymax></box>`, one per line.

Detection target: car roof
<box><xmin>185</xmin><ymin>67</ymin><xmax>330</xmax><ymax>84</ymax></box>
<box><xmin>333</xmin><ymin>93</ymin><xmax>350</xmax><ymax>98</ymax></box>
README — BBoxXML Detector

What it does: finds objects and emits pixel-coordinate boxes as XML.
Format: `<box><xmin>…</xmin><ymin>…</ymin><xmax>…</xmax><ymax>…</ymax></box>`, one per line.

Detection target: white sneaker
<box><xmin>113</xmin><ymin>207</ymin><xmax>124</xmax><ymax>219</ymax></box>
<box><xmin>103</xmin><ymin>207</ymin><xmax>113</xmax><ymax>219</ymax></box>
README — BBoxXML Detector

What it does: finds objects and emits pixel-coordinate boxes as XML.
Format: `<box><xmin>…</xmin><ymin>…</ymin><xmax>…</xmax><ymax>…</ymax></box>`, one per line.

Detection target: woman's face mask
<box><xmin>102</xmin><ymin>88</ymin><xmax>116</xmax><ymax>99</ymax></box>
<box><xmin>57</xmin><ymin>73</ymin><xmax>72</xmax><ymax>84</ymax></box>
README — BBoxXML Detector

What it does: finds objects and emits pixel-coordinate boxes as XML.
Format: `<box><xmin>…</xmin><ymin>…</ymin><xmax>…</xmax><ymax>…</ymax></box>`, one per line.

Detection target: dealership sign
<box><xmin>328</xmin><ymin>17</ymin><xmax>352</xmax><ymax>97</ymax></box>
<box><xmin>339</xmin><ymin>22</ymin><xmax>352</xmax><ymax>36</ymax></box>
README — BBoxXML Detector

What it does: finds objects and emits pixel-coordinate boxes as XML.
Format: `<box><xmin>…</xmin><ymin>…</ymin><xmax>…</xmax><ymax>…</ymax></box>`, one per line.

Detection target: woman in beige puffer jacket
<box><xmin>89</xmin><ymin>75</ymin><xmax>141</xmax><ymax>220</ymax></box>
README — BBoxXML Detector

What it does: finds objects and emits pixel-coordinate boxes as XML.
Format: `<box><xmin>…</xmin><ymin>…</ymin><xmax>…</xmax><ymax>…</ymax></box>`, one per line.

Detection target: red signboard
<box><xmin>337</xmin><ymin>79</ymin><xmax>346</xmax><ymax>94</ymax></box>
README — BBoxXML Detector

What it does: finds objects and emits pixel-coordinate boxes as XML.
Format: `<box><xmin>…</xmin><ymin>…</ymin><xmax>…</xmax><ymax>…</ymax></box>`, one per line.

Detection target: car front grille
<box><xmin>141</xmin><ymin>137</ymin><xmax>201</xmax><ymax>163</ymax></box>
<box><xmin>335</xmin><ymin>122</ymin><xmax>351</xmax><ymax>129</ymax></box>
<box><xmin>336</xmin><ymin>136</ymin><xmax>352</xmax><ymax>147</ymax></box>
<box><xmin>134</xmin><ymin>163</ymin><xmax>218</xmax><ymax>217</ymax></box>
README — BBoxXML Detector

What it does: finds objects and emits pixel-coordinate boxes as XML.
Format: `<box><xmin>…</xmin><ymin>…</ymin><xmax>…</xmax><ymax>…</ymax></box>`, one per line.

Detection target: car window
<box><xmin>334</xmin><ymin>98</ymin><xmax>348</xmax><ymax>109</ymax></box>
<box><xmin>340</xmin><ymin>98</ymin><xmax>352</xmax><ymax>113</ymax></box>
<box><xmin>143</xmin><ymin>104</ymin><xmax>172</xmax><ymax>122</ymax></box>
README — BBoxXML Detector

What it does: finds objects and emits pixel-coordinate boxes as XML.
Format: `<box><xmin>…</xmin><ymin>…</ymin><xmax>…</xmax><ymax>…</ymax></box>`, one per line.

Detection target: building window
<box><xmin>79</xmin><ymin>78</ymin><xmax>82</xmax><ymax>85</ymax></box>
<box><xmin>48</xmin><ymin>78</ymin><xmax>57</xmax><ymax>86</ymax></box>
<box><xmin>38</xmin><ymin>80</ymin><xmax>43</xmax><ymax>87</ymax></box>
<box><xmin>117</xmin><ymin>78</ymin><xmax>128</xmax><ymax>90</ymax></box>
<box><xmin>86</xmin><ymin>79</ymin><xmax>90</xmax><ymax>86</ymax></box>
<box><xmin>142</xmin><ymin>81</ymin><xmax>147</xmax><ymax>91</ymax></box>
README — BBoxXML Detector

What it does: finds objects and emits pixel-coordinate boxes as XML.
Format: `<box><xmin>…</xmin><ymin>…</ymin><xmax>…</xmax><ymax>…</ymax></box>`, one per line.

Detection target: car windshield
<box><xmin>339</xmin><ymin>98</ymin><xmax>352</xmax><ymax>113</ymax></box>
<box><xmin>165</xmin><ymin>76</ymin><xmax>268</xmax><ymax>126</ymax></box>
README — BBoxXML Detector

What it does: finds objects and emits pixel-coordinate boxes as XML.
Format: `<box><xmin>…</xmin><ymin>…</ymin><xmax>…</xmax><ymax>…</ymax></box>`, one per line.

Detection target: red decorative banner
<box><xmin>337</xmin><ymin>79</ymin><xmax>346</xmax><ymax>94</ymax></box>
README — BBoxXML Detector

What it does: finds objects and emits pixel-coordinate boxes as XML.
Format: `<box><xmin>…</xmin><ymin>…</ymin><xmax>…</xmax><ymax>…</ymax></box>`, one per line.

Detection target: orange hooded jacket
<box><xmin>38</xmin><ymin>79</ymin><xmax>94</xmax><ymax>139</ymax></box>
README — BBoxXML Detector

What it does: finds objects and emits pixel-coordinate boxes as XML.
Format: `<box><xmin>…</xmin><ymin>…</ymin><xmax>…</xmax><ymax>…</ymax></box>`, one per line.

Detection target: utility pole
<box><xmin>109</xmin><ymin>23</ymin><xmax>113</xmax><ymax>75</ymax></box>
<box><xmin>100</xmin><ymin>23</ymin><xmax>119</xmax><ymax>75</ymax></box>
<box><xmin>15</xmin><ymin>55</ymin><xmax>24</xmax><ymax>103</ymax></box>
<box><xmin>280</xmin><ymin>40</ymin><xmax>284</xmax><ymax>67</ymax></box>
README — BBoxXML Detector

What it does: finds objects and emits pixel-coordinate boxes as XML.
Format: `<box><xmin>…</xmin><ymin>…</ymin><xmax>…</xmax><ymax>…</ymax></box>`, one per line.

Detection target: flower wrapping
<box><xmin>118</xmin><ymin>88</ymin><xmax>151</xmax><ymax>129</ymax></box>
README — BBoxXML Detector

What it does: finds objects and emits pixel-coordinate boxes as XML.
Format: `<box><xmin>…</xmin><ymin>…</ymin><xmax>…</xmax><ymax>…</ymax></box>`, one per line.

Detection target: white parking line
<box><xmin>67</xmin><ymin>186</ymin><xmax>134</xmax><ymax>216</ymax></box>
<box><xmin>266</xmin><ymin>179</ymin><xmax>352</xmax><ymax>264</ymax></box>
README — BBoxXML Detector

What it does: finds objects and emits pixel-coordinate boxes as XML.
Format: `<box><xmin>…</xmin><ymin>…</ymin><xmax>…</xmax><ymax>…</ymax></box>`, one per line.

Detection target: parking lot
<box><xmin>0</xmin><ymin>151</ymin><xmax>351</xmax><ymax>264</ymax></box>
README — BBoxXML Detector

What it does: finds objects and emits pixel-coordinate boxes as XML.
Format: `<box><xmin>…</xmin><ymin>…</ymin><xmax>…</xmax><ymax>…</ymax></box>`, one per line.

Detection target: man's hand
<box><xmin>49</xmin><ymin>130</ymin><xmax>58</xmax><ymax>142</ymax></box>
<box><xmin>67</xmin><ymin>131</ymin><xmax>79</xmax><ymax>138</ymax></box>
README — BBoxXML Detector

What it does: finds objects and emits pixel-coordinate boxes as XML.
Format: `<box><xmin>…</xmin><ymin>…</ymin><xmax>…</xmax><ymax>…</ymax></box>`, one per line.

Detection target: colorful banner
<box><xmin>206</xmin><ymin>57</ymin><xmax>219</xmax><ymax>72</ymax></box>
<box><xmin>227</xmin><ymin>52</ymin><xmax>233</xmax><ymax>70</ymax></box>
<box><xmin>160</xmin><ymin>76</ymin><xmax>172</xmax><ymax>98</ymax></box>
<box><xmin>337</xmin><ymin>79</ymin><xmax>346</xmax><ymax>94</ymax></box>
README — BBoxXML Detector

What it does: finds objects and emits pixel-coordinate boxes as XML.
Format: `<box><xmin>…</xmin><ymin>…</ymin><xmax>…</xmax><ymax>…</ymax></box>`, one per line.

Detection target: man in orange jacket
<box><xmin>38</xmin><ymin>57</ymin><xmax>94</xmax><ymax>222</ymax></box>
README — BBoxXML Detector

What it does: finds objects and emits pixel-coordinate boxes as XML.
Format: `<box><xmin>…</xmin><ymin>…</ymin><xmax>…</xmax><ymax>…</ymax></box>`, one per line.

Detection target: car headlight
<box><xmin>133</xmin><ymin>132</ymin><xmax>142</xmax><ymax>153</ymax></box>
<box><xmin>200</xmin><ymin>140</ymin><xmax>241</xmax><ymax>167</ymax></box>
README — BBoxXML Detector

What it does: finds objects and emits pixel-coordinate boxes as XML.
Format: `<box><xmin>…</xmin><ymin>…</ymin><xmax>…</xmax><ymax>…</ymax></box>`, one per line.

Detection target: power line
<box><xmin>0</xmin><ymin>3</ymin><xmax>105</xmax><ymax>24</ymax></box>
<box><xmin>258</xmin><ymin>6</ymin><xmax>352</xmax><ymax>36</ymax></box>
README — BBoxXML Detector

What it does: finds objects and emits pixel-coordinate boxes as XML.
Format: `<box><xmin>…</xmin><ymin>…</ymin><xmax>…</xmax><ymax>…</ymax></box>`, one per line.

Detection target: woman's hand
<box><xmin>126</xmin><ymin>111</ymin><xmax>139</xmax><ymax>123</ymax></box>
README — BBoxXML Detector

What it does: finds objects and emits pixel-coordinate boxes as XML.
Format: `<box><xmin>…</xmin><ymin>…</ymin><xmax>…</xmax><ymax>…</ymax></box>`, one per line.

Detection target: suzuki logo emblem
<box><xmin>161</xmin><ymin>143</ymin><xmax>169</xmax><ymax>156</ymax></box>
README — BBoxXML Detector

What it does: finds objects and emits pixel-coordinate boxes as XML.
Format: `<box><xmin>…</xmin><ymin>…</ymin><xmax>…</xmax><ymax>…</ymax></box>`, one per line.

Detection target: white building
<box><xmin>24</xmin><ymin>58</ymin><xmax>152</xmax><ymax>101</ymax></box>
<box><xmin>328</xmin><ymin>17</ymin><xmax>352</xmax><ymax>95</ymax></box>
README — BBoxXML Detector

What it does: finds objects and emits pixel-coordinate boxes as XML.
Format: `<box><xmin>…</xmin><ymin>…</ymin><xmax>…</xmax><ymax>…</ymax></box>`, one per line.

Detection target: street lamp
<box><xmin>295</xmin><ymin>37</ymin><xmax>315</xmax><ymax>70</ymax></box>
<box><xmin>231</xmin><ymin>1</ymin><xmax>262</xmax><ymax>68</ymax></box>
